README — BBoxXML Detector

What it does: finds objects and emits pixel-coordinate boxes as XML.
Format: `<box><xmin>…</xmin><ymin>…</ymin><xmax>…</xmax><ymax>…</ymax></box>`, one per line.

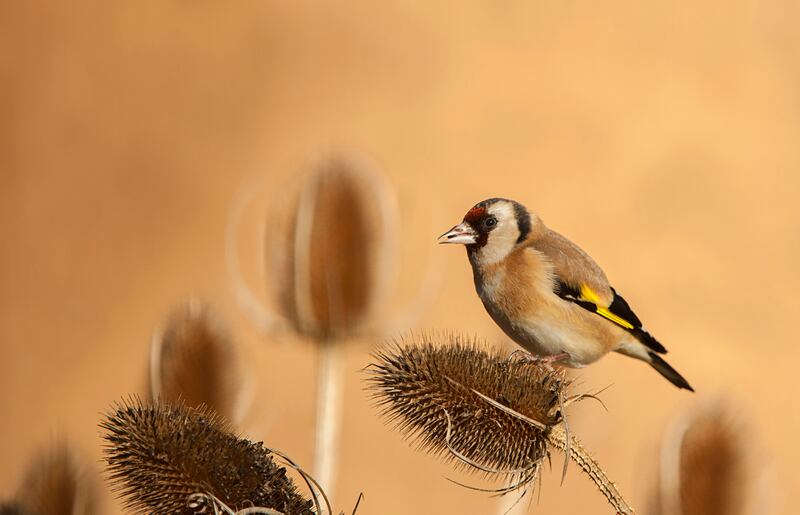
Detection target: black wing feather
<box><xmin>607</xmin><ymin>287</ymin><xmax>642</xmax><ymax>327</ymax></box>
<box><xmin>554</xmin><ymin>281</ymin><xmax>667</xmax><ymax>354</ymax></box>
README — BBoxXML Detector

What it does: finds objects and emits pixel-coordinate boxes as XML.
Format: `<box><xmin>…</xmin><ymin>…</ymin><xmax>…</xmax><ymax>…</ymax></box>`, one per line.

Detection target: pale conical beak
<box><xmin>438</xmin><ymin>222</ymin><xmax>478</xmax><ymax>245</ymax></box>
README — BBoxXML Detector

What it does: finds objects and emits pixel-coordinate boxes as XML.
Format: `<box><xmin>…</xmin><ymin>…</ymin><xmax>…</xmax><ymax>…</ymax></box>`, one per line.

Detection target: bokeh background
<box><xmin>2</xmin><ymin>1</ymin><xmax>798</xmax><ymax>513</ymax></box>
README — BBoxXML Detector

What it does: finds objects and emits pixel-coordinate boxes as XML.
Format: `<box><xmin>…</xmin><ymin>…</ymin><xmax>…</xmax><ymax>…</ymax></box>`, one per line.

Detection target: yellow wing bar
<box><xmin>579</xmin><ymin>284</ymin><xmax>635</xmax><ymax>330</ymax></box>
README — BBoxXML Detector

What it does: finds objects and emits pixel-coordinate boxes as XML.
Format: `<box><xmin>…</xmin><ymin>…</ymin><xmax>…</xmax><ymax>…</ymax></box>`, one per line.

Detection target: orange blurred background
<box><xmin>1</xmin><ymin>1</ymin><xmax>798</xmax><ymax>513</ymax></box>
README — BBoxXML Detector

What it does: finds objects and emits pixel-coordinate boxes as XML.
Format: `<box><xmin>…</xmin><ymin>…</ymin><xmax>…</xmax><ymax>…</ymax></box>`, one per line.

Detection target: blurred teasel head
<box><xmin>649</xmin><ymin>398</ymin><xmax>768</xmax><ymax>515</ymax></box>
<box><xmin>0</xmin><ymin>503</ymin><xmax>34</xmax><ymax>515</ymax></box>
<box><xmin>266</xmin><ymin>155</ymin><xmax>396</xmax><ymax>341</ymax></box>
<box><xmin>14</xmin><ymin>441</ymin><xmax>98</xmax><ymax>515</ymax></box>
<box><xmin>100</xmin><ymin>398</ymin><xmax>314</xmax><ymax>515</ymax></box>
<box><xmin>148</xmin><ymin>300</ymin><xmax>246</xmax><ymax>424</ymax></box>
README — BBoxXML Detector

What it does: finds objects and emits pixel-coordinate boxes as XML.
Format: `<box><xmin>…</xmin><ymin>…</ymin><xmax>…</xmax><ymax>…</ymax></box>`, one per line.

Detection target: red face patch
<box><xmin>463</xmin><ymin>205</ymin><xmax>487</xmax><ymax>224</ymax></box>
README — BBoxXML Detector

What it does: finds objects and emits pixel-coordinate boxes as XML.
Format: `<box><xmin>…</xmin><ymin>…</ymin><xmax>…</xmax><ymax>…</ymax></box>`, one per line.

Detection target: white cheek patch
<box><xmin>476</xmin><ymin>203</ymin><xmax>520</xmax><ymax>265</ymax></box>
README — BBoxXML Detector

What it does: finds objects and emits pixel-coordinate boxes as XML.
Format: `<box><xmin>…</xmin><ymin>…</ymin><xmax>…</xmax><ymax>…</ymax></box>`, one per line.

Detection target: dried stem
<box><xmin>497</xmin><ymin>485</ymin><xmax>531</xmax><ymax>515</ymax></box>
<box><xmin>546</xmin><ymin>425</ymin><xmax>634</xmax><ymax>515</ymax></box>
<box><xmin>313</xmin><ymin>342</ymin><xmax>344</xmax><ymax>498</ymax></box>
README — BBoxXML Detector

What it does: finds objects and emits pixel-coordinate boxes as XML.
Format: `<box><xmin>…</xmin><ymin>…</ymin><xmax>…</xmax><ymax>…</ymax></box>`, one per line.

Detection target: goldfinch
<box><xmin>439</xmin><ymin>198</ymin><xmax>693</xmax><ymax>391</ymax></box>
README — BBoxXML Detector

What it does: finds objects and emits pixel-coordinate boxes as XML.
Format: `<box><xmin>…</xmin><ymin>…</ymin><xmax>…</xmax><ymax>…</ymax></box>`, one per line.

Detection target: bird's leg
<box><xmin>508</xmin><ymin>350</ymin><xmax>570</xmax><ymax>367</ymax></box>
<box><xmin>539</xmin><ymin>352</ymin><xmax>570</xmax><ymax>364</ymax></box>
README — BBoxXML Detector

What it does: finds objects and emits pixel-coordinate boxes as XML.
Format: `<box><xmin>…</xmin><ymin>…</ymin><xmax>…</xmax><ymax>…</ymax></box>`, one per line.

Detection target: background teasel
<box><xmin>148</xmin><ymin>300</ymin><xmax>249</xmax><ymax>425</ymax></box>
<box><xmin>257</xmin><ymin>155</ymin><xmax>400</xmax><ymax>496</ymax></box>
<box><xmin>0</xmin><ymin>504</ymin><xmax>35</xmax><ymax>515</ymax></box>
<box><xmin>264</xmin><ymin>154</ymin><xmax>397</xmax><ymax>339</ymax></box>
<box><xmin>647</xmin><ymin>397</ymin><xmax>772</xmax><ymax>515</ymax></box>
<box><xmin>8</xmin><ymin>442</ymin><xmax>99</xmax><ymax>515</ymax></box>
<box><xmin>366</xmin><ymin>333</ymin><xmax>634</xmax><ymax>515</ymax></box>
<box><xmin>100</xmin><ymin>397</ymin><xmax>315</xmax><ymax>515</ymax></box>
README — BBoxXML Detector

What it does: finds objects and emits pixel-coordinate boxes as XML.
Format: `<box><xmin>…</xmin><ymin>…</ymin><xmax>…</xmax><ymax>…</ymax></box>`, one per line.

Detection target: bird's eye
<box><xmin>484</xmin><ymin>217</ymin><xmax>497</xmax><ymax>228</ymax></box>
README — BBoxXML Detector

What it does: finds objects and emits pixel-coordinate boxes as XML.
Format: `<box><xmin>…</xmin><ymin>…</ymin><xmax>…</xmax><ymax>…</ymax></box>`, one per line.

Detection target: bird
<box><xmin>438</xmin><ymin>197</ymin><xmax>693</xmax><ymax>391</ymax></box>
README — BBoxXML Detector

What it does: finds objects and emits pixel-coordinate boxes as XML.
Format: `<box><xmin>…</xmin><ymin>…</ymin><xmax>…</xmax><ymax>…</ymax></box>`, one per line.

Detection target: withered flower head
<box><xmin>367</xmin><ymin>333</ymin><xmax>567</xmax><ymax>472</ymax></box>
<box><xmin>366</xmin><ymin>333</ymin><xmax>634</xmax><ymax>515</ymax></box>
<box><xmin>149</xmin><ymin>301</ymin><xmax>243</xmax><ymax>422</ymax></box>
<box><xmin>0</xmin><ymin>503</ymin><xmax>36</xmax><ymax>515</ymax></box>
<box><xmin>267</xmin><ymin>155</ymin><xmax>393</xmax><ymax>340</ymax></box>
<box><xmin>100</xmin><ymin>397</ymin><xmax>313</xmax><ymax>515</ymax></box>
<box><xmin>650</xmin><ymin>399</ymin><xmax>754</xmax><ymax>515</ymax></box>
<box><xmin>15</xmin><ymin>442</ymin><xmax>98</xmax><ymax>515</ymax></box>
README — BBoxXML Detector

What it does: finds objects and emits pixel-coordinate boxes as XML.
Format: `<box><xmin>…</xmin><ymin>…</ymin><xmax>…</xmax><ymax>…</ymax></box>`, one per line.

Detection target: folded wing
<box><xmin>533</xmin><ymin>229</ymin><xmax>667</xmax><ymax>354</ymax></box>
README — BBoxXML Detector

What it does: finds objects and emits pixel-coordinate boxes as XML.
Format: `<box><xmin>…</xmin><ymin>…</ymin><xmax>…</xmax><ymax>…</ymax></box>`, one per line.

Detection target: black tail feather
<box><xmin>648</xmin><ymin>351</ymin><xmax>694</xmax><ymax>391</ymax></box>
<box><xmin>633</xmin><ymin>327</ymin><xmax>667</xmax><ymax>354</ymax></box>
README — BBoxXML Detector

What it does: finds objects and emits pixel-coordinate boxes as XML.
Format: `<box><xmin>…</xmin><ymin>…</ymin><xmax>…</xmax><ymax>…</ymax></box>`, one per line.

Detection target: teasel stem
<box><xmin>546</xmin><ymin>425</ymin><xmax>634</xmax><ymax>515</ymax></box>
<box><xmin>313</xmin><ymin>341</ymin><xmax>344</xmax><ymax>496</ymax></box>
<box><xmin>275</xmin><ymin>156</ymin><xmax>396</xmax><ymax>498</ymax></box>
<box><xmin>291</xmin><ymin>165</ymin><xmax>345</xmax><ymax>497</ymax></box>
<box><xmin>496</xmin><ymin>481</ymin><xmax>530</xmax><ymax>515</ymax></box>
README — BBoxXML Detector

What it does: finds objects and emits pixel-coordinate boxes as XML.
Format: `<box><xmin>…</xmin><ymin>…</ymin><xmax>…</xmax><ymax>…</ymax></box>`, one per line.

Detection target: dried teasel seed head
<box><xmin>15</xmin><ymin>442</ymin><xmax>98</xmax><ymax>515</ymax></box>
<box><xmin>149</xmin><ymin>301</ymin><xmax>244</xmax><ymax>422</ymax></box>
<box><xmin>367</xmin><ymin>334</ymin><xmax>568</xmax><ymax>473</ymax></box>
<box><xmin>650</xmin><ymin>399</ymin><xmax>753</xmax><ymax>515</ymax></box>
<box><xmin>0</xmin><ymin>502</ymin><xmax>36</xmax><ymax>515</ymax></box>
<box><xmin>267</xmin><ymin>155</ymin><xmax>395</xmax><ymax>340</ymax></box>
<box><xmin>366</xmin><ymin>334</ymin><xmax>635</xmax><ymax>515</ymax></box>
<box><xmin>100</xmin><ymin>397</ymin><xmax>313</xmax><ymax>515</ymax></box>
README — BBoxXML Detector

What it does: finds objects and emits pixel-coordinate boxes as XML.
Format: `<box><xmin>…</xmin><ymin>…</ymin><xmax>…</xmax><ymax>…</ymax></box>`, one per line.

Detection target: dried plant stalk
<box><xmin>547</xmin><ymin>426</ymin><xmax>633</xmax><ymax>514</ymax></box>
<box><xmin>650</xmin><ymin>399</ymin><xmax>752</xmax><ymax>515</ymax></box>
<box><xmin>15</xmin><ymin>442</ymin><xmax>98</xmax><ymax>515</ymax></box>
<box><xmin>266</xmin><ymin>155</ymin><xmax>396</xmax><ymax>496</ymax></box>
<box><xmin>149</xmin><ymin>300</ymin><xmax>245</xmax><ymax>424</ymax></box>
<box><xmin>100</xmin><ymin>397</ymin><xmax>313</xmax><ymax>515</ymax></box>
<box><xmin>366</xmin><ymin>334</ymin><xmax>634</xmax><ymax>514</ymax></box>
<box><xmin>313</xmin><ymin>342</ymin><xmax>344</xmax><ymax>495</ymax></box>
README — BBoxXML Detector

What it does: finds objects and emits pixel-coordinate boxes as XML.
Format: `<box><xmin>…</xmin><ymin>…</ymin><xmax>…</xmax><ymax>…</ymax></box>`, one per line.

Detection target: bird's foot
<box><xmin>507</xmin><ymin>349</ymin><xmax>537</xmax><ymax>363</ymax></box>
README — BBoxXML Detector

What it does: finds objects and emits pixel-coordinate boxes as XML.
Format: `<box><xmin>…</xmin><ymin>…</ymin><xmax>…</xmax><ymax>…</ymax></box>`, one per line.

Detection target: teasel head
<box><xmin>649</xmin><ymin>398</ymin><xmax>764</xmax><ymax>515</ymax></box>
<box><xmin>261</xmin><ymin>155</ymin><xmax>400</xmax><ymax>494</ymax></box>
<box><xmin>148</xmin><ymin>300</ymin><xmax>248</xmax><ymax>424</ymax></box>
<box><xmin>0</xmin><ymin>503</ymin><xmax>35</xmax><ymax>515</ymax></box>
<box><xmin>14</xmin><ymin>441</ymin><xmax>99</xmax><ymax>515</ymax></box>
<box><xmin>366</xmin><ymin>333</ymin><xmax>635</xmax><ymax>515</ymax></box>
<box><xmin>266</xmin><ymin>154</ymin><xmax>396</xmax><ymax>341</ymax></box>
<box><xmin>100</xmin><ymin>397</ymin><xmax>314</xmax><ymax>515</ymax></box>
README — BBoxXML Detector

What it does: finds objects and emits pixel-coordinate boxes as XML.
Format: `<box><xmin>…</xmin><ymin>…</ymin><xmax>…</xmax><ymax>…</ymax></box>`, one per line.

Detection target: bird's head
<box><xmin>438</xmin><ymin>198</ymin><xmax>535</xmax><ymax>264</ymax></box>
